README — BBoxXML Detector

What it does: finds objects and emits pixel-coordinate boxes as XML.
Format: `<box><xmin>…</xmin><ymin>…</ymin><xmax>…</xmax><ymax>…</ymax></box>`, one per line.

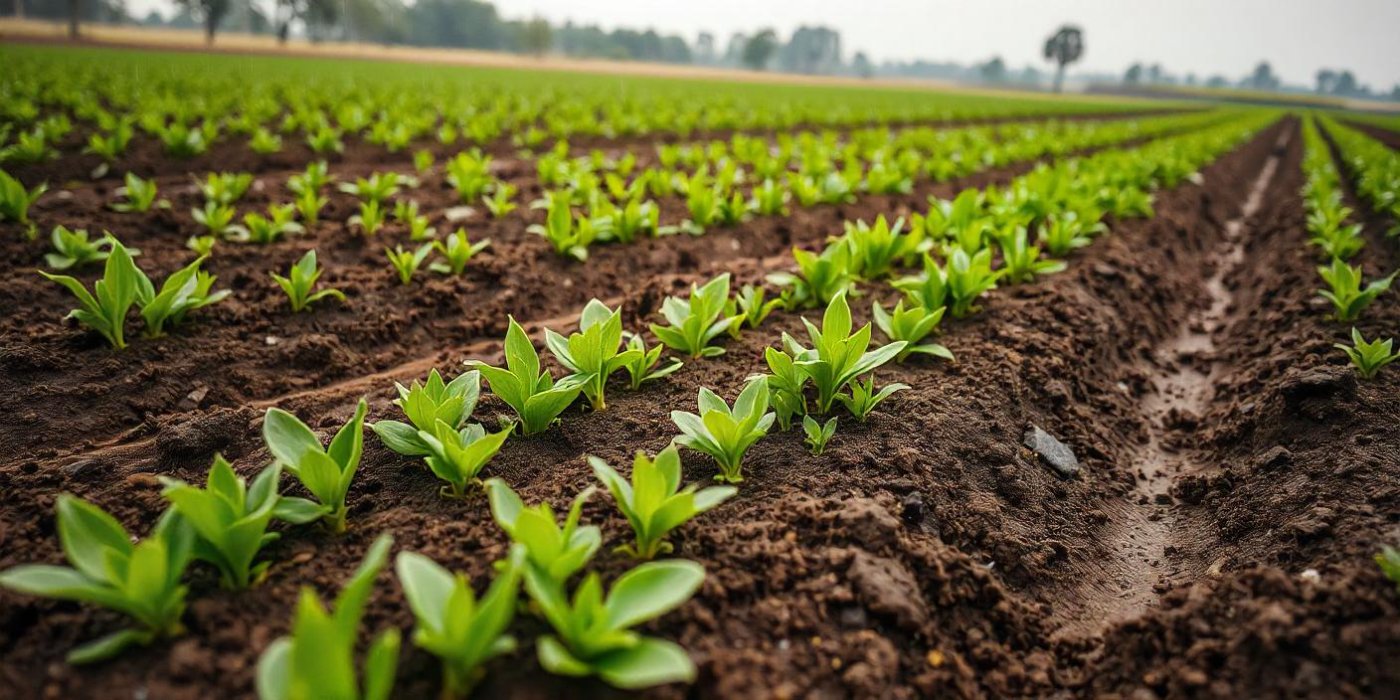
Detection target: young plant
<box><xmin>650</xmin><ymin>274</ymin><xmax>741</xmax><ymax>358</ymax></box>
<box><xmin>136</xmin><ymin>255</ymin><xmax>230</xmax><ymax>338</ymax></box>
<box><xmin>944</xmin><ymin>248</ymin><xmax>1000</xmax><ymax>317</ymax></box>
<box><xmin>1379</xmin><ymin>546</ymin><xmax>1400</xmax><ymax>594</ymax></box>
<box><xmin>187</xmin><ymin>235</ymin><xmax>217</xmax><ymax>256</ymax></box>
<box><xmin>256</xmin><ymin>534</ymin><xmax>399</xmax><ymax>700</ymax></box>
<box><xmin>0</xmin><ymin>168</ymin><xmax>45</xmax><ymax>226</ymax></box>
<box><xmin>483</xmin><ymin>183</ymin><xmax>518</xmax><ymax>218</ymax></box>
<box><xmin>671</xmin><ymin>378</ymin><xmax>775</xmax><ymax>484</ymax></box>
<box><xmin>418</xmin><ymin>421</ymin><xmax>513</xmax><ymax>498</ymax></box>
<box><xmin>261</xmin><ymin>398</ymin><xmax>369</xmax><ymax>534</ymax></box>
<box><xmin>993</xmin><ymin>225</ymin><xmax>1065</xmax><ymax>284</ymax></box>
<box><xmin>545</xmin><ymin>299</ymin><xmax>642</xmax><ymax>411</ymax></box>
<box><xmin>38</xmin><ymin>238</ymin><xmax>142</xmax><ymax>349</ymax></box>
<box><xmin>1037</xmin><ymin>213</ymin><xmax>1100</xmax><ymax>257</ymax></box>
<box><xmin>384</xmin><ymin>243</ymin><xmax>433</xmax><ymax>285</ymax></box>
<box><xmin>287</xmin><ymin>160</ymin><xmax>333</xmax><ymax>196</ymax></box>
<box><xmin>45</xmin><ymin>227</ymin><xmax>135</xmax><ymax>270</ymax></box>
<box><xmin>802</xmin><ymin>415</ymin><xmax>838</xmax><ymax>456</ymax></box>
<box><xmin>528</xmin><ymin>197</ymin><xmax>596</xmax><ymax>262</ymax></box>
<box><xmin>1335</xmin><ymin>327</ymin><xmax>1400</xmax><ymax>379</ymax></box>
<box><xmin>407</xmin><ymin>214</ymin><xmax>437</xmax><ymax>241</ymax></box>
<box><xmin>395</xmin><ymin>547</ymin><xmax>526</xmax><ymax>698</ymax></box>
<box><xmin>466</xmin><ymin>317</ymin><xmax>583</xmax><ymax>436</ymax></box>
<box><xmin>338</xmin><ymin>172</ymin><xmax>403</xmax><ymax>204</ymax></box>
<box><xmin>197</xmin><ymin>172</ymin><xmax>253</xmax><ymax>205</ymax></box>
<box><xmin>523</xmin><ymin>559</ymin><xmax>703</xmax><ymax>689</ymax></box>
<box><xmin>294</xmin><ymin>189</ymin><xmax>327</xmax><ymax>227</ymax></box>
<box><xmin>872</xmin><ymin>300</ymin><xmax>953</xmax><ymax>362</ymax></box>
<box><xmin>110</xmin><ymin>172</ymin><xmax>165</xmax><ymax>213</ymax></box>
<box><xmin>589</xmin><ymin>446</ymin><xmax>737</xmax><ymax>559</ymax></box>
<box><xmin>484</xmin><ymin>479</ymin><xmax>600</xmax><ymax>583</ymax></box>
<box><xmin>781</xmin><ymin>290</ymin><xmax>906</xmax><ymax>414</ymax></box>
<box><xmin>0</xmin><ymin>495</ymin><xmax>193</xmax><ymax>663</ymax></box>
<box><xmin>837</xmin><ymin>376</ymin><xmax>910</xmax><ymax>422</ymax></box>
<box><xmin>159</xmin><ymin>456</ymin><xmax>325</xmax><ymax>589</ymax></box>
<box><xmin>249</xmin><ymin>127</ymin><xmax>283</xmax><ymax>154</ymax></box>
<box><xmin>350</xmin><ymin>200</ymin><xmax>388</xmax><ymax>237</ymax></box>
<box><xmin>621</xmin><ymin>333</ymin><xmax>683</xmax><ymax>390</ymax></box>
<box><xmin>192</xmin><ymin>200</ymin><xmax>241</xmax><ymax>239</ymax></box>
<box><xmin>431</xmin><ymin>228</ymin><xmax>490</xmax><ymax>275</ymax></box>
<box><xmin>371</xmin><ymin>369</ymin><xmax>481</xmax><ymax>457</ymax></box>
<box><xmin>1317</xmin><ymin>259</ymin><xmax>1396</xmax><ymax>322</ymax></box>
<box><xmin>725</xmin><ymin>283</ymin><xmax>783</xmax><ymax>338</ymax></box>
<box><xmin>241</xmin><ymin>204</ymin><xmax>304</xmax><ymax>244</ymax></box>
<box><xmin>412</xmin><ymin>149</ymin><xmax>435</xmax><ymax>173</ymax></box>
<box><xmin>843</xmin><ymin>215</ymin><xmax>921</xmax><ymax>280</ymax></box>
<box><xmin>272</xmin><ymin>250</ymin><xmax>346</xmax><ymax>312</ymax></box>
<box><xmin>767</xmin><ymin>242</ymin><xmax>857</xmax><ymax>308</ymax></box>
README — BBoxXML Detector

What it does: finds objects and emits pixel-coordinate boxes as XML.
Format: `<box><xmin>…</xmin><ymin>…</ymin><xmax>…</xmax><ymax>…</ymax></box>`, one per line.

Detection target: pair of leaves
<box><xmin>485</xmin><ymin>479</ymin><xmax>599</xmax><ymax>584</ymax></box>
<box><xmin>589</xmin><ymin>446</ymin><xmax>736</xmax><ymax>559</ymax></box>
<box><xmin>272</xmin><ymin>250</ymin><xmax>346</xmax><ymax>312</ymax></box>
<box><xmin>0</xmin><ymin>495</ymin><xmax>193</xmax><ymax>663</ymax></box>
<box><xmin>671</xmin><ymin>378</ymin><xmax>775</xmax><ymax>484</ymax></box>
<box><xmin>263</xmin><ymin>399</ymin><xmax>368</xmax><ymax>533</ymax></box>
<box><xmin>256</xmin><ymin>534</ymin><xmax>399</xmax><ymax>700</ymax></box>
<box><xmin>650</xmin><ymin>274</ymin><xmax>740</xmax><ymax>358</ymax></box>
<box><xmin>524</xmin><ymin>559</ymin><xmax>703</xmax><ymax>689</ymax></box>
<box><xmin>466</xmin><ymin>317</ymin><xmax>581</xmax><ymax>436</ymax></box>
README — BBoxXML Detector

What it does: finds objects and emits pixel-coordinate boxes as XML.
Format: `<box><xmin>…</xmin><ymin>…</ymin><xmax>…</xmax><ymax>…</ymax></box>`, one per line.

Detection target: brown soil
<box><xmin>2</xmin><ymin>116</ymin><xmax>1398</xmax><ymax>699</ymax></box>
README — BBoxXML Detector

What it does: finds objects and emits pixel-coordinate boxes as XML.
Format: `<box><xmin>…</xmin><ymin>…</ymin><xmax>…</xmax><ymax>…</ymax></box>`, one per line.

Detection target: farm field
<box><xmin>1</xmin><ymin>41</ymin><xmax>1399</xmax><ymax>699</ymax></box>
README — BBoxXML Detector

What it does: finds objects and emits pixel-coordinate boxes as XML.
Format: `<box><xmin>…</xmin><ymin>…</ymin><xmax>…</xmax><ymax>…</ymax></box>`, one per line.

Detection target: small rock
<box><xmin>1253</xmin><ymin>445</ymin><xmax>1292</xmax><ymax>471</ymax></box>
<box><xmin>1279</xmin><ymin>366</ymin><xmax>1354</xmax><ymax>402</ymax></box>
<box><xmin>1023</xmin><ymin>424</ymin><xmax>1080</xmax><ymax>478</ymax></box>
<box><xmin>61</xmin><ymin>459</ymin><xmax>103</xmax><ymax>478</ymax></box>
<box><xmin>900</xmin><ymin>492</ymin><xmax>926</xmax><ymax>523</ymax></box>
<box><xmin>443</xmin><ymin>205</ymin><xmax>475</xmax><ymax>222</ymax></box>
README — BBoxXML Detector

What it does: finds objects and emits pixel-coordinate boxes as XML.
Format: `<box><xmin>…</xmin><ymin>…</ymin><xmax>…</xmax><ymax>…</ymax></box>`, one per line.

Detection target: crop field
<box><xmin>1</xmin><ymin>41</ymin><xmax>1399</xmax><ymax>699</ymax></box>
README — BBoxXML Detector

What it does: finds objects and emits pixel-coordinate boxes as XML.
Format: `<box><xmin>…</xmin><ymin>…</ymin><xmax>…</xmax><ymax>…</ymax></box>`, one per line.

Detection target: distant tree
<box><xmin>1245</xmin><ymin>61</ymin><xmax>1280</xmax><ymax>91</ymax></box>
<box><xmin>780</xmin><ymin>26</ymin><xmax>842</xmax><ymax>74</ymax></box>
<box><xmin>68</xmin><ymin>0</ymin><xmax>81</xmax><ymax>38</ymax></box>
<box><xmin>1123</xmin><ymin>63</ymin><xmax>1143</xmax><ymax>85</ymax></box>
<box><xmin>518</xmin><ymin>16</ymin><xmax>551</xmax><ymax>56</ymax></box>
<box><xmin>695</xmin><ymin>31</ymin><xmax>716</xmax><ymax>64</ymax></box>
<box><xmin>979</xmin><ymin>56</ymin><xmax>1007</xmax><ymax>84</ymax></box>
<box><xmin>1185</xmin><ymin>72</ymin><xmax>1198</xmax><ymax>86</ymax></box>
<box><xmin>273</xmin><ymin>0</ymin><xmax>337</xmax><ymax>44</ymax></box>
<box><xmin>1042</xmin><ymin>25</ymin><xmax>1083</xmax><ymax>92</ymax></box>
<box><xmin>1205</xmin><ymin>75</ymin><xmax>1228</xmax><ymax>89</ymax></box>
<box><xmin>1391</xmin><ymin>84</ymin><xmax>1400</xmax><ymax>102</ymax></box>
<box><xmin>1315</xmin><ymin>69</ymin><xmax>1336</xmax><ymax>95</ymax></box>
<box><xmin>176</xmin><ymin>0</ymin><xmax>232</xmax><ymax>44</ymax></box>
<box><xmin>723</xmin><ymin>32</ymin><xmax>747</xmax><ymax>66</ymax></box>
<box><xmin>742</xmin><ymin>29</ymin><xmax>778</xmax><ymax>71</ymax></box>
<box><xmin>1147</xmin><ymin>63</ymin><xmax>1163</xmax><ymax>84</ymax></box>
<box><xmin>1333</xmin><ymin>70</ymin><xmax>1358</xmax><ymax>96</ymax></box>
<box><xmin>851</xmin><ymin>51</ymin><xmax>873</xmax><ymax>79</ymax></box>
<box><xmin>1019</xmin><ymin>66</ymin><xmax>1043</xmax><ymax>87</ymax></box>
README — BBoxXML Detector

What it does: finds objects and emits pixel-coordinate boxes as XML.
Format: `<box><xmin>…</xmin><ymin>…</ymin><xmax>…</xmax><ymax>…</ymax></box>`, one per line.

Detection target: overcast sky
<box><xmin>128</xmin><ymin>0</ymin><xmax>1400</xmax><ymax>89</ymax></box>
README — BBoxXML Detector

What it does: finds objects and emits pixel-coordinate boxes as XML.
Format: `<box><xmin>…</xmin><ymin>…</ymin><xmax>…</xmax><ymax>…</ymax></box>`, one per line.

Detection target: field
<box><xmin>1</xmin><ymin>41</ymin><xmax>1398</xmax><ymax>699</ymax></box>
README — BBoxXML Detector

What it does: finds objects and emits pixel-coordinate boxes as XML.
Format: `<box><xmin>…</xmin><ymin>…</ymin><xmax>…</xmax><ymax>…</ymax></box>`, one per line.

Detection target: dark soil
<box><xmin>2</xmin><ymin>116</ymin><xmax>1398</xmax><ymax>700</ymax></box>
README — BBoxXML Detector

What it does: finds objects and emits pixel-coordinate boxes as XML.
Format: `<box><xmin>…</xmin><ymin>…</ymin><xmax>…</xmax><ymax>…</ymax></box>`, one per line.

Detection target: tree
<box><xmin>1333</xmin><ymin>70</ymin><xmax>1358</xmax><ymax>96</ymax></box>
<box><xmin>695</xmin><ymin>32</ymin><xmax>716</xmax><ymax>64</ymax></box>
<box><xmin>274</xmin><ymin>0</ymin><xmax>338</xmax><ymax>44</ymax></box>
<box><xmin>1042</xmin><ymin>25</ymin><xmax>1083</xmax><ymax>92</ymax></box>
<box><xmin>518</xmin><ymin>17</ymin><xmax>551</xmax><ymax>57</ymax></box>
<box><xmin>978</xmin><ymin>56</ymin><xmax>1006</xmax><ymax>84</ymax></box>
<box><xmin>68</xmin><ymin>0</ymin><xmax>81</xmax><ymax>38</ymax></box>
<box><xmin>176</xmin><ymin>0</ymin><xmax>232</xmax><ymax>44</ymax></box>
<box><xmin>1245</xmin><ymin>61</ymin><xmax>1279</xmax><ymax>91</ymax></box>
<box><xmin>1205</xmin><ymin>75</ymin><xmax>1228</xmax><ymax>89</ymax></box>
<box><xmin>851</xmin><ymin>51</ymin><xmax>873</xmax><ymax>79</ymax></box>
<box><xmin>1316</xmin><ymin>69</ymin><xmax>1337</xmax><ymax>95</ymax></box>
<box><xmin>742</xmin><ymin>29</ymin><xmax>778</xmax><ymax>71</ymax></box>
<box><xmin>1123</xmin><ymin>63</ymin><xmax>1143</xmax><ymax>85</ymax></box>
<box><xmin>1146</xmin><ymin>63</ymin><xmax>1163</xmax><ymax>84</ymax></box>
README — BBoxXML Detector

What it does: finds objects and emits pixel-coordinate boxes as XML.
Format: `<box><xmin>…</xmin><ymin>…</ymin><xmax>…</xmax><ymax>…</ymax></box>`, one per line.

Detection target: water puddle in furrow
<box><xmin>1054</xmin><ymin>130</ymin><xmax>1288</xmax><ymax>641</ymax></box>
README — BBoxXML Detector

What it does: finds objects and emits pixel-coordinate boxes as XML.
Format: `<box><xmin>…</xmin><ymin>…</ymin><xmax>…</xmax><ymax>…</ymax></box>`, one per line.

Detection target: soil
<box><xmin>1</xmin><ymin>115</ymin><xmax>1398</xmax><ymax>700</ymax></box>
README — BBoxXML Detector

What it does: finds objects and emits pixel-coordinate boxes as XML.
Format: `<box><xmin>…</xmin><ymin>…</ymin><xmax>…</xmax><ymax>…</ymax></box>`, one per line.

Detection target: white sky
<box><xmin>125</xmin><ymin>0</ymin><xmax>1400</xmax><ymax>89</ymax></box>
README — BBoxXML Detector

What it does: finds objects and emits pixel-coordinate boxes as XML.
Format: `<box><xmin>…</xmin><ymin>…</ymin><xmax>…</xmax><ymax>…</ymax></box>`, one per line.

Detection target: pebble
<box><xmin>1022</xmin><ymin>424</ymin><xmax>1081</xmax><ymax>478</ymax></box>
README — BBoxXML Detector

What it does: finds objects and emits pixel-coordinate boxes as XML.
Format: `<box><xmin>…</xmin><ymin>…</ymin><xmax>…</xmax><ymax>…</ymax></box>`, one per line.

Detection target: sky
<box><xmin>125</xmin><ymin>0</ymin><xmax>1400</xmax><ymax>89</ymax></box>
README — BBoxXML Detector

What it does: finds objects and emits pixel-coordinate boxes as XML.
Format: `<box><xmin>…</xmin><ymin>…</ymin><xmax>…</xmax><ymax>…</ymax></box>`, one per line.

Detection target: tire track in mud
<box><xmin>1050</xmin><ymin>124</ymin><xmax>1296</xmax><ymax>640</ymax></box>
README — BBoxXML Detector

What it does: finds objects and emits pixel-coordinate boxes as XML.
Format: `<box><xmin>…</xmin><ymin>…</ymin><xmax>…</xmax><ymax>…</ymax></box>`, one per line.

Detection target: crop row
<box><xmin>0</xmin><ymin>44</ymin><xmax>1158</xmax><ymax>173</ymax></box>
<box><xmin>1303</xmin><ymin>117</ymin><xmax>1400</xmax><ymax>377</ymax></box>
<box><xmin>0</xmin><ymin>112</ymin><xmax>1275</xmax><ymax>697</ymax></box>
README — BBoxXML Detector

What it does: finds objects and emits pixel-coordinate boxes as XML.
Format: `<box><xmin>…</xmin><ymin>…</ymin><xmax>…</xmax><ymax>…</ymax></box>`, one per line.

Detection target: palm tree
<box><xmin>1043</xmin><ymin>25</ymin><xmax>1084</xmax><ymax>93</ymax></box>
